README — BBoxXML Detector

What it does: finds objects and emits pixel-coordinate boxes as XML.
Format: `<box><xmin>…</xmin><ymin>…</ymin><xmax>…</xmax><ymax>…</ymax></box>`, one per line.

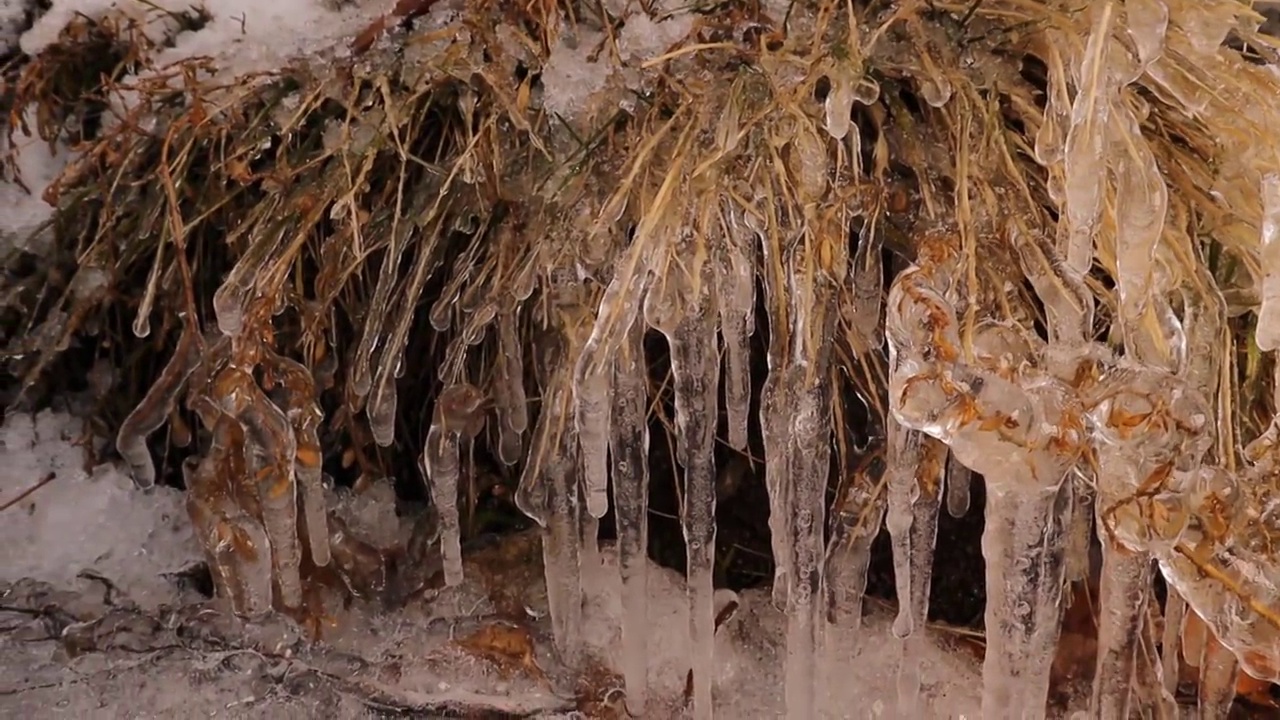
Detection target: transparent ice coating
<box><xmin>822</xmin><ymin>438</ymin><xmax>886</xmax><ymax>639</ymax></box>
<box><xmin>1256</xmin><ymin>173</ymin><xmax>1280</xmax><ymax>351</ymax></box>
<box><xmin>610</xmin><ymin>319</ymin><xmax>651</xmax><ymax>714</ymax></box>
<box><xmin>886</xmin><ymin>243</ymin><xmax>1087</xmax><ymax>718</ymax></box>
<box><xmin>214</xmin><ymin>366</ymin><xmax>304</xmax><ymax>610</ymax></box>
<box><xmin>714</xmin><ymin>199</ymin><xmax>757</xmax><ymax>452</ymax></box>
<box><xmin>515</xmin><ymin>352</ymin><xmax>585</xmax><ymax>663</ymax></box>
<box><xmin>644</xmin><ymin>241</ymin><xmax>720</xmax><ymax>720</ymax></box>
<box><xmin>117</xmin><ymin>326</ymin><xmax>202</xmax><ymax>489</ymax></box>
<box><xmin>422</xmin><ymin>383</ymin><xmax>487</xmax><ymax>587</ymax></box>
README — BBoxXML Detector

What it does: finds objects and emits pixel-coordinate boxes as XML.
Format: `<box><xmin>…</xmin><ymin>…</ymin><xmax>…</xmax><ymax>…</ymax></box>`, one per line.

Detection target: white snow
<box><xmin>0</xmin><ymin>410</ymin><xmax>202</xmax><ymax>607</ymax></box>
<box><xmin>20</xmin><ymin>0</ymin><xmax>382</xmax><ymax>78</ymax></box>
<box><xmin>0</xmin><ymin>110</ymin><xmax>66</xmax><ymax>258</ymax></box>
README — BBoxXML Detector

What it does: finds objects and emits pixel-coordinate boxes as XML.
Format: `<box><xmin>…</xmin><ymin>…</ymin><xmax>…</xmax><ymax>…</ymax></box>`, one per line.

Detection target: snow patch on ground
<box><xmin>19</xmin><ymin>0</ymin><xmax>380</xmax><ymax>77</ymax></box>
<box><xmin>0</xmin><ymin>410</ymin><xmax>201</xmax><ymax>608</ymax></box>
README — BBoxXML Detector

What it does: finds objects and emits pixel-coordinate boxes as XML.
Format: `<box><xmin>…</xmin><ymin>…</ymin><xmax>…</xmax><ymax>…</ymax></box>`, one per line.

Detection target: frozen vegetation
<box><xmin>5</xmin><ymin>0</ymin><xmax>1280</xmax><ymax>718</ymax></box>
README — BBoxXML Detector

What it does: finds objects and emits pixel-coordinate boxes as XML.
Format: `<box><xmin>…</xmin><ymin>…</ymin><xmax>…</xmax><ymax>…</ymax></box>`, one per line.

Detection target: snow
<box><xmin>0</xmin><ymin>410</ymin><xmax>202</xmax><ymax>608</ymax></box>
<box><xmin>0</xmin><ymin>110</ymin><xmax>67</xmax><ymax>258</ymax></box>
<box><xmin>19</xmin><ymin>0</ymin><xmax>381</xmax><ymax>78</ymax></box>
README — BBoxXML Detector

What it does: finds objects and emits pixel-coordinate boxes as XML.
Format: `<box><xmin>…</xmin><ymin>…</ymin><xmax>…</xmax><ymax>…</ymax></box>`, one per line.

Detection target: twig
<box><xmin>0</xmin><ymin>473</ymin><xmax>57</xmax><ymax>513</ymax></box>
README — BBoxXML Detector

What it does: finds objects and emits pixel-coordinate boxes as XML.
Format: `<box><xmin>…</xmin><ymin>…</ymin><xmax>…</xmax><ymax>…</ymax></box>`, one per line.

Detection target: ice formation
<box><xmin>23</xmin><ymin>0</ymin><xmax>1280</xmax><ymax>716</ymax></box>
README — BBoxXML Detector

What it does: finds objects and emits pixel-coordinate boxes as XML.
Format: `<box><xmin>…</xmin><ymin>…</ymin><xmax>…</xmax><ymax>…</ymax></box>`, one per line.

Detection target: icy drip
<box><xmin>215</xmin><ymin>366</ymin><xmax>303</xmax><ymax>610</ymax></box>
<box><xmin>421</xmin><ymin>384</ymin><xmax>485</xmax><ymax>587</ymax></box>
<box><xmin>515</xmin><ymin>360</ymin><xmax>585</xmax><ymax>662</ymax></box>
<box><xmin>495</xmin><ymin>311</ymin><xmax>529</xmax><ymax>465</ymax></box>
<box><xmin>1063</xmin><ymin>0</ymin><xmax>1118</xmax><ymax>278</ymax></box>
<box><xmin>1256</xmin><ymin>173</ymin><xmax>1280</xmax><ymax>351</ymax></box>
<box><xmin>1090</xmin><ymin>546</ymin><xmax>1151</xmax><ymax>717</ymax></box>
<box><xmin>714</xmin><ymin>201</ymin><xmax>756</xmax><ymax>452</ymax></box>
<box><xmin>945</xmin><ymin>450</ymin><xmax>971</xmax><ymax>518</ymax></box>
<box><xmin>117</xmin><ymin>325</ymin><xmax>202</xmax><ymax>489</ymax></box>
<box><xmin>610</xmin><ymin>320</ymin><xmax>651</xmax><ymax>714</ymax></box>
<box><xmin>822</xmin><ymin>438</ymin><xmax>887</xmax><ymax>641</ymax></box>
<box><xmin>263</xmin><ymin>350</ymin><xmax>331</xmax><ymax>567</ymax></box>
<box><xmin>892</xmin><ymin>427</ymin><xmax>945</xmax><ymax>711</ymax></box>
<box><xmin>645</xmin><ymin>254</ymin><xmax>719</xmax><ymax>720</ymax></box>
<box><xmin>1085</xmin><ymin>365</ymin><xmax>1211</xmax><ymax>717</ymax></box>
<box><xmin>369</xmin><ymin>232</ymin><xmax>441</xmax><ymax>446</ymax></box>
<box><xmin>780</xmin><ymin>371</ymin><xmax>830</xmax><ymax>719</ymax></box>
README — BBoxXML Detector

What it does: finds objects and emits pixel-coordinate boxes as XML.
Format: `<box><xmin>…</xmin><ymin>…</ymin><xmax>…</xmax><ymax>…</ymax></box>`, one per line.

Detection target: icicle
<box><xmin>1089</xmin><ymin>544</ymin><xmax>1151</xmax><ymax>718</ymax></box>
<box><xmin>212</xmin><ymin>227</ymin><xmax>287</xmax><ymax>337</ymax></box>
<box><xmin>1256</xmin><ymin>173</ymin><xmax>1280</xmax><ymax>351</ymax></box>
<box><xmin>573</xmin><ymin>356</ymin><xmax>612</xmax><ymax>519</ymax></box>
<box><xmin>761</xmin><ymin>371</ymin><xmax>793</xmax><ymax>609</ymax></box>
<box><xmin>885</xmin><ymin>418</ymin><xmax>922</xmax><ymax>640</ymax></box>
<box><xmin>824</xmin><ymin>71</ymin><xmax>855</xmax><ymax>140</ymax></box>
<box><xmin>945</xmin><ymin>450</ymin><xmax>971</xmax><ymax>518</ymax></box>
<box><xmin>263</xmin><ymin>351</ymin><xmax>331</xmax><ymax>567</ymax></box>
<box><xmin>980</xmin><ymin>477</ymin><xmax>1073</xmax><ymax>718</ymax></box>
<box><xmin>215</xmin><ymin>366</ymin><xmax>303</xmax><ymax>609</ymax></box>
<box><xmin>1198</xmin><ymin>635</ymin><xmax>1239</xmax><ymax>720</ymax></box>
<box><xmin>897</xmin><ymin>435</ymin><xmax>945</xmax><ymax>713</ymax></box>
<box><xmin>495</xmin><ymin>310</ymin><xmax>528</xmax><ymax>465</ymax></box>
<box><xmin>349</xmin><ymin>223</ymin><xmax>415</xmax><ymax>397</ymax></box>
<box><xmin>823</xmin><ymin>442</ymin><xmax>886</xmax><ymax>637</ymax></box>
<box><xmin>1034</xmin><ymin>34</ymin><xmax>1071</xmax><ymax>168</ymax></box>
<box><xmin>645</xmin><ymin>242</ymin><xmax>719</xmax><ymax>720</ymax></box>
<box><xmin>1011</xmin><ymin>223</ymin><xmax>1092</xmax><ymax>348</ymax></box>
<box><xmin>715</xmin><ymin>201</ymin><xmax>756</xmax><ymax>452</ymax></box>
<box><xmin>368</xmin><ymin>235</ymin><xmax>441</xmax><ymax>446</ymax></box>
<box><xmin>1125</xmin><ymin>0</ymin><xmax>1169</xmax><ymax>69</ymax></box>
<box><xmin>1112</xmin><ymin>106</ymin><xmax>1170</xmax><ymax>355</ymax></box>
<box><xmin>887</xmin><ymin>256</ymin><xmax>1086</xmax><ymax>719</ymax></box>
<box><xmin>610</xmin><ymin>319</ymin><xmax>651</xmax><ymax>715</ymax></box>
<box><xmin>1063</xmin><ymin>0</ymin><xmax>1118</xmax><ymax>278</ymax></box>
<box><xmin>516</xmin><ymin>355</ymin><xmax>584</xmax><ymax>662</ymax></box>
<box><xmin>117</xmin><ymin>326</ymin><xmax>202</xmax><ymax>489</ymax></box>
<box><xmin>422</xmin><ymin>383</ymin><xmax>486</xmax><ymax>587</ymax></box>
<box><xmin>782</xmin><ymin>369</ymin><xmax>832</xmax><ymax>720</ymax></box>
<box><xmin>1159</xmin><ymin>593</ymin><xmax>1185</xmax><ymax>703</ymax></box>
